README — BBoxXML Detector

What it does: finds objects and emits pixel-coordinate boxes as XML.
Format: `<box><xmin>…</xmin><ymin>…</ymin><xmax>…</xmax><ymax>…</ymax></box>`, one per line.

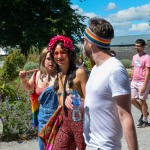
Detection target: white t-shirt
<box><xmin>83</xmin><ymin>57</ymin><xmax>131</xmax><ymax>150</ymax></box>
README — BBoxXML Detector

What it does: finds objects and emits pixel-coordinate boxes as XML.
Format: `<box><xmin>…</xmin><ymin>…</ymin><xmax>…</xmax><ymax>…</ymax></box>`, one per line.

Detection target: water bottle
<box><xmin>72</xmin><ymin>90</ymin><xmax>82</xmax><ymax>122</ymax></box>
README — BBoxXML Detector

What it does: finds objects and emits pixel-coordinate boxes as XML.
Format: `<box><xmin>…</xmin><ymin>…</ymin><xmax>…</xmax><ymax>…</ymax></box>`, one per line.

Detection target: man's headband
<box><xmin>84</xmin><ymin>27</ymin><xmax>112</xmax><ymax>48</ymax></box>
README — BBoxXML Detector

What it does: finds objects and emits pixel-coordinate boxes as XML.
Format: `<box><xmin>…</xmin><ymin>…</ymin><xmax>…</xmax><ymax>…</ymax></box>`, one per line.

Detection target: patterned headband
<box><xmin>84</xmin><ymin>27</ymin><xmax>112</xmax><ymax>48</ymax></box>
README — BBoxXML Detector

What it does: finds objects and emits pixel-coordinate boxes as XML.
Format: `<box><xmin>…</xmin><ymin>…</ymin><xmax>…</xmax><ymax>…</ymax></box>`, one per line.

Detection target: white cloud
<box><xmin>108</xmin><ymin>3</ymin><xmax>150</xmax><ymax>22</ymax></box>
<box><xmin>129</xmin><ymin>23</ymin><xmax>150</xmax><ymax>31</ymax></box>
<box><xmin>71</xmin><ymin>5</ymin><xmax>84</xmax><ymax>14</ymax></box>
<box><xmin>106</xmin><ymin>3</ymin><xmax>150</xmax><ymax>35</ymax></box>
<box><xmin>111</xmin><ymin>21</ymin><xmax>131</xmax><ymax>28</ymax></box>
<box><xmin>84</xmin><ymin>12</ymin><xmax>97</xmax><ymax>18</ymax></box>
<box><xmin>71</xmin><ymin>5</ymin><xmax>97</xmax><ymax>18</ymax></box>
<box><xmin>106</xmin><ymin>2</ymin><xmax>117</xmax><ymax>10</ymax></box>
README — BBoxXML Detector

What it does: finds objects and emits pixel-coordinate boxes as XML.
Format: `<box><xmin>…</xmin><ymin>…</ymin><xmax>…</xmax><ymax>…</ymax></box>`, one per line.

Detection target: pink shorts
<box><xmin>131</xmin><ymin>81</ymin><xmax>150</xmax><ymax>100</ymax></box>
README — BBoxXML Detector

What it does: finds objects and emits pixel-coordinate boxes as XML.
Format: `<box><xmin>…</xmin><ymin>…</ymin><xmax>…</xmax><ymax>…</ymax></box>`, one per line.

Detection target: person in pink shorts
<box><xmin>131</xmin><ymin>39</ymin><xmax>150</xmax><ymax>127</ymax></box>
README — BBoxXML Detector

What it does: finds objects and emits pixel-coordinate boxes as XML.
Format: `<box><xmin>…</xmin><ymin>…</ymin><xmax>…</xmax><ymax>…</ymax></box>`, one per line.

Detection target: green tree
<box><xmin>0</xmin><ymin>0</ymin><xmax>86</xmax><ymax>56</ymax></box>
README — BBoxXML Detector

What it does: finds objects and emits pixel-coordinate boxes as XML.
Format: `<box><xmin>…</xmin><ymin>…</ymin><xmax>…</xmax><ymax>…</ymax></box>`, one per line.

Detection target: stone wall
<box><xmin>111</xmin><ymin>46</ymin><xmax>150</xmax><ymax>60</ymax></box>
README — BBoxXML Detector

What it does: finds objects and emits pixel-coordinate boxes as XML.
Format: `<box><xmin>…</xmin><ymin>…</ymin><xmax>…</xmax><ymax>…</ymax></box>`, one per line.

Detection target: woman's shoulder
<box><xmin>76</xmin><ymin>68</ymin><xmax>87</xmax><ymax>75</ymax></box>
<box><xmin>75</xmin><ymin>68</ymin><xmax>88</xmax><ymax>81</ymax></box>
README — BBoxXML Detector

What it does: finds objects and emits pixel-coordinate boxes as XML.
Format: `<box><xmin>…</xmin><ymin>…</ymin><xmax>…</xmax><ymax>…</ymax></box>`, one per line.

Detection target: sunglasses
<box><xmin>81</xmin><ymin>38</ymin><xmax>87</xmax><ymax>44</ymax></box>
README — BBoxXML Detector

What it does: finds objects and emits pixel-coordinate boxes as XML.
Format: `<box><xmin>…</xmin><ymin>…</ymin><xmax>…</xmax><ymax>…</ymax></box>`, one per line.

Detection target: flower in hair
<box><xmin>48</xmin><ymin>35</ymin><xmax>74</xmax><ymax>51</ymax></box>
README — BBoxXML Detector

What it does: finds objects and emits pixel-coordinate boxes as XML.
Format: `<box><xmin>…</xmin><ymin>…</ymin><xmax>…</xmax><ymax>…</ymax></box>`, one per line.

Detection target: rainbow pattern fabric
<box><xmin>84</xmin><ymin>27</ymin><xmax>112</xmax><ymax>48</ymax></box>
<box><xmin>30</xmin><ymin>92</ymin><xmax>40</xmax><ymax>128</ymax></box>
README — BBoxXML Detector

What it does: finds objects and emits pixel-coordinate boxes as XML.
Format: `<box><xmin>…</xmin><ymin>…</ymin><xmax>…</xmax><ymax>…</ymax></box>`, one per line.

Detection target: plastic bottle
<box><xmin>72</xmin><ymin>90</ymin><xmax>82</xmax><ymax>122</ymax></box>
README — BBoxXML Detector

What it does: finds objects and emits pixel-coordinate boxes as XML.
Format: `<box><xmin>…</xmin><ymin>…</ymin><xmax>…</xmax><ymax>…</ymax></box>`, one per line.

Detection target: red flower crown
<box><xmin>48</xmin><ymin>35</ymin><xmax>74</xmax><ymax>51</ymax></box>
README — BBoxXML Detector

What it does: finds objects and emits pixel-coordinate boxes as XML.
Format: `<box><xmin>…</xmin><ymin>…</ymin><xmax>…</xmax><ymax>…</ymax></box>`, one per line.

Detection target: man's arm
<box><xmin>141</xmin><ymin>67</ymin><xmax>150</xmax><ymax>93</ymax></box>
<box><xmin>115</xmin><ymin>94</ymin><xmax>138</xmax><ymax>150</ymax></box>
<box><xmin>130</xmin><ymin>66</ymin><xmax>134</xmax><ymax>81</ymax></box>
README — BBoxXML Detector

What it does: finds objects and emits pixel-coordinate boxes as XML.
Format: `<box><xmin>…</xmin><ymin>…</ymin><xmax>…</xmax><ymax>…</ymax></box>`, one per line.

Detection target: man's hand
<box><xmin>140</xmin><ymin>85</ymin><xmax>146</xmax><ymax>94</ymax></box>
<box><xmin>65</xmin><ymin>94</ymin><xmax>74</xmax><ymax>110</ymax></box>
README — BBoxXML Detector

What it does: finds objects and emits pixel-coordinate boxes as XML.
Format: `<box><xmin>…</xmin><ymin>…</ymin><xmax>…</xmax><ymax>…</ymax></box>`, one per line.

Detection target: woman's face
<box><xmin>44</xmin><ymin>52</ymin><xmax>56</xmax><ymax>72</ymax></box>
<box><xmin>53</xmin><ymin>44</ymin><xmax>69</xmax><ymax>67</ymax></box>
<box><xmin>79</xmin><ymin>58</ymin><xmax>83</xmax><ymax>64</ymax></box>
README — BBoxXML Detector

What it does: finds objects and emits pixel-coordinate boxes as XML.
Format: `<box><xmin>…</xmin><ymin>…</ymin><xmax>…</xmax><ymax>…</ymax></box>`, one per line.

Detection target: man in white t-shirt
<box><xmin>82</xmin><ymin>17</ymin><xmax>138</xmax><ymax>150</ymax></box>
<box><xmin>65</xmin><ymin>17</ymin><xmax>138</xmax><ymax>150</ymax></box>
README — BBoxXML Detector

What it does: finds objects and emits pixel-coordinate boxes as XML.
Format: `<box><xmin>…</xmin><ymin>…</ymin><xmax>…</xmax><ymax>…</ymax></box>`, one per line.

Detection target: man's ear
<box><xmin>90</xmin><ymin>43</ymin><xmax>98</xmax><ymax>53</ymax></box>
<box><xmin>88</xmin><ymin>42</ymin><xmax>92</xmax><ymax>47</ymax></box>
<box><xmin>88</xmin><ymin>42</ymin><xmax>95</xmax><ymax>51</ymax></box>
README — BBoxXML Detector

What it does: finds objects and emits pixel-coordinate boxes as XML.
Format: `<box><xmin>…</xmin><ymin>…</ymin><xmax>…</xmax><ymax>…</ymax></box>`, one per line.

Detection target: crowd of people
<box><xmin>19</xmin><ymin>16</ymin><xmax>150</xmax><ymax>150</ymax></box>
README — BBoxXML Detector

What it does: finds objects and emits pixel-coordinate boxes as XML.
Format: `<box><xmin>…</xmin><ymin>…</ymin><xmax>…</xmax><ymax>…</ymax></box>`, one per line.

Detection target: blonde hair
<box><xmin>38</xmin><ymin>48</ymin><xmax>54</xmax><ymax>80</ymax></box>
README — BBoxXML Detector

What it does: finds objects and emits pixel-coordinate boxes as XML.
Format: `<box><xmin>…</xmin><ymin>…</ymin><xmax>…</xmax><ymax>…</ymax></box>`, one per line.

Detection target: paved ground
<box><xmin>1</xmin><ymin>95</ymin><xmax>150</xmax><ymax>150</ymax></box>
<box><xmin>122</xmin><ymin>95</ymin><xmax>150</xmax><ymax>150</ymax></box>
<box><xmin>0</xmin><ymin>139</ymin><xmax>38</xmax><ymax>150</ymax></box>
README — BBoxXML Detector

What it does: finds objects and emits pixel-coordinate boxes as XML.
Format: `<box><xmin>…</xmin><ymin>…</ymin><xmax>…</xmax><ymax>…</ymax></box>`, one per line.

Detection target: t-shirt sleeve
<box><xmin>146</xmin><ymin>55</ymin><xmax>150</xmax><ymax>67</ymax></box>
<box><xmin>109</xmin><ymin>66</ymin><xmax>131</xmax><ymax>97</ymax></box>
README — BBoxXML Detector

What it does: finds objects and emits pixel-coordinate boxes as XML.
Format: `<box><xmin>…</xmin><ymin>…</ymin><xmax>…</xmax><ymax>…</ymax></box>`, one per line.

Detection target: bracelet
<box><xmin>22</xmin><ymin>80</ymin><xmax>28</xmax><ymax>83</ymax></box>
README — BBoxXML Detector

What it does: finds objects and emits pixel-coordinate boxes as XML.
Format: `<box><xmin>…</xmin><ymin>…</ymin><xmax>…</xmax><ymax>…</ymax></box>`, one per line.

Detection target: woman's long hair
<box><xmin>51</xmin><ymin>41</ymin><xmax>77</xmax><ymax>92</ymax></box>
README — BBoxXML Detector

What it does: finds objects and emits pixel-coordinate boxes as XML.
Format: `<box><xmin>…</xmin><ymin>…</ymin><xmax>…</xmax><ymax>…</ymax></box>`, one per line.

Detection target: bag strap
<box><xmin>33</xmin><ymin>70</ymin><xmax>38</xmax><ymax>91</ymax></box>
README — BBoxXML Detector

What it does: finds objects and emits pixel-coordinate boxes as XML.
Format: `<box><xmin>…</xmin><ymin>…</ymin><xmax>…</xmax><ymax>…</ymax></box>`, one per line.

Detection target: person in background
<box><xmin>19</xmin><ymin>48</ymin><xmax>58</xmax><ymax>150</ymax></box>
<box><xmin>66</xmin><ymin>17</ymin><xmax>138</xmax><ymax>150</ymax></box>
<box><xmin>76</xmin><ymin>57</ymin><xmax>85</xmax><ymax>68</ymax></box>
<box><xmin>49</xmin><ymin>35</ymin><xmax>88</xmax><ymax>150</ymax></box>
<box><xmin>131</xmin><ymin>39</ymin><xmax>150</xmax><ymax>127</ymax></box>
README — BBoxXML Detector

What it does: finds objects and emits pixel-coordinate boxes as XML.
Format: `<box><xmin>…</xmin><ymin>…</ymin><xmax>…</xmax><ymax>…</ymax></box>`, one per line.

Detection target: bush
<box><xmin>0</xmin><ymin>49</ymin><xmax>40</xmax><ymax>141</ymax></box>
<box><xmin>0</xmin><ymin>78</ymin><xmax>37</xmax><ymax>141</ymax></box>
<box><xmin>1</xmin><ymin>50</ymin><xmax>26</xmax><ymax>81</ymax></box>
<box><xmin>23</xmin><ymin>61</ymin><xmax>38</xmax><ymax>71</ymax></box>
<box><xmin>0</xmin><ymin>83</ymin><xmax>17</xmax><ymax>102</ymax></box>
<box><xmin>120</xmin><ymin>59</ymin><xmax>132</xmax><ymax>68</ymax></box>
<box><xmin>0</xmin><ymin>55</ymin><xmax>6</xmax><ymax>61</ymax></box>
<box><xmin>0</xmin><ymin>99</ymin><xmax>37</xmax><ymax>141</ymax></box>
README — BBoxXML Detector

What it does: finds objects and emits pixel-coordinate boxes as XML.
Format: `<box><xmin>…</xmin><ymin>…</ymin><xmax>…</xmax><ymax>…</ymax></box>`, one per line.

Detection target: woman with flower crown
<box><xmin>48</xmin><ymin>35</ymin><xmax>88</xmax><ymax>150</ymax></box>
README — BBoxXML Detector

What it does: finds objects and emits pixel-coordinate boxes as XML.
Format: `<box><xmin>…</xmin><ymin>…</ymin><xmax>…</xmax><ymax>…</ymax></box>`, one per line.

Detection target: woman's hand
<box><xmin>65</xmin><ymin>94</ymin><xmax>73</xmax><ymax>110</ymax></box>
<box><xmin>19</xmin><ymin>71</ymin><xmax>28</xmax><ymax>82</ymax></box>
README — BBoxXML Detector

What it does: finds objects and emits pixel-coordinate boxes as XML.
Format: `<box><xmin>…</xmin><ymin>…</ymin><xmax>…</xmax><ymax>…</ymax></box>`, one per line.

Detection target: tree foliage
<box><xmin>0</xmin><ymin>0</ymin><xmax>86</xmax><ymax>55</ymax></box>
<box><xmin>1</xmin><ymin>50</ymin><xmax>26</xmax><ymax>81</ymax></box>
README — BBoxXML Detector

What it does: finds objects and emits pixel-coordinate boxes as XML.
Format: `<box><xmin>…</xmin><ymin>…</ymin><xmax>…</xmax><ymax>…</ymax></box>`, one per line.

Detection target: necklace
<box><xmin>40</xmin><ymin>74</ymin><xmax>55</xmax><ymax>87</ymax></box>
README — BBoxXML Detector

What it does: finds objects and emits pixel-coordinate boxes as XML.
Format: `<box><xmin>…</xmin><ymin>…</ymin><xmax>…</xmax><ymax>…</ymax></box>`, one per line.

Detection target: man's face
<box><xmin>82</xmin><ymin>38</ymin><xmax>92</xmax><ymax>58</ymax></box>
<box><xmin>135</xmin><ymin>43</ymin><xmax>144</xmax><ymax>54</ymax></box>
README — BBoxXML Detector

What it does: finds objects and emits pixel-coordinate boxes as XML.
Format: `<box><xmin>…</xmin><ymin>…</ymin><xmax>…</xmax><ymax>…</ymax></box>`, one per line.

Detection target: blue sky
<box><xmin>71</xmin><ymin>0</ymin><xmax>150</xmax><ymax>36</ymax></box>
